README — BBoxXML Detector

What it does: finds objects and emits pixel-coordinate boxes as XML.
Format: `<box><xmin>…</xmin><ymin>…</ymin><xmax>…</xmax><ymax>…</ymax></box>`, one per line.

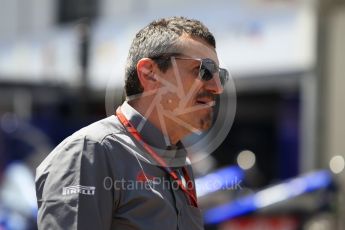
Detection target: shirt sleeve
<box><xmin>35</xmin><ymin>136</ymin><xmax>115</xmax><ymax>230</ymax></box>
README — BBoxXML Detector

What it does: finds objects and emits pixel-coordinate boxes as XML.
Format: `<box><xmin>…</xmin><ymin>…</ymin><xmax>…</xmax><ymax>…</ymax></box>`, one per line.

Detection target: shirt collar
<box><xmin>120</xmin><ymin>101</ymin><xmax>187</xmax><ymax>166</ymax></box>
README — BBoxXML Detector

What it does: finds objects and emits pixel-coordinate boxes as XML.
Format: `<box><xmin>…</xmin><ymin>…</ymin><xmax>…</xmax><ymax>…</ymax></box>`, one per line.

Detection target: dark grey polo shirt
<box><xmin>35</xmin><ymin>101</ymin><xmax>204</xmax><ymax>230</ymax></box>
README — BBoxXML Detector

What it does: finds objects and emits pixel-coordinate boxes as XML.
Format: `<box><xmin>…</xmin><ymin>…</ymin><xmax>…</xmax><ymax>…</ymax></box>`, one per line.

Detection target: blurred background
<box><xmin>0</xmin><ymin>0</ymin><xmax>344</xmax><ymax>229</ymax></box>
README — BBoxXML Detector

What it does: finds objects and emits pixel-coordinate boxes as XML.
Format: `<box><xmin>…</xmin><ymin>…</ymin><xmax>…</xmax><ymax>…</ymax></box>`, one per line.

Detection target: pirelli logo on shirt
<box><xmin>62</xmin><ymin>185</ymin><xmax>96</xmax><ymax>196</ymax></box>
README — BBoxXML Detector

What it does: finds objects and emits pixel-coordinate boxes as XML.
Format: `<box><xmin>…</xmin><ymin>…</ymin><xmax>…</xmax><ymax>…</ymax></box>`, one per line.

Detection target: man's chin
<box><xmin>198</xmin><ymin>116</ymin><xmax>213</xmax><ymax>131</ymax></box>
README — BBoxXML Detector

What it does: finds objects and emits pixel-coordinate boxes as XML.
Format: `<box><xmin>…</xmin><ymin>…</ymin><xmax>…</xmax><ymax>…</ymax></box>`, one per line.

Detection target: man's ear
<box><xmin>137</xmin><ymin>58</ymin><xmax>158</xmax><ymax>90</ymax></box>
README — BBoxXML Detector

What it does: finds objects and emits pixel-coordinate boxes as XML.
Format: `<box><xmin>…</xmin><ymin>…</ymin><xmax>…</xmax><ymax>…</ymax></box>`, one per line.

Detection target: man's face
<box><xmin>155</xmin><ymin>37</ymin><xmax>224</xmax><ymax>136</ymax></box>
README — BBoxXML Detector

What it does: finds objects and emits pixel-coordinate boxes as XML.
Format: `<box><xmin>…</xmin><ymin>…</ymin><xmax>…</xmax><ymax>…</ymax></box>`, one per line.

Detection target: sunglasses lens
<box><xmin>200</xmin><ymin>59</ymin><xmax>217</xmax><ymax>81</ymax></box>
<box><xmin>200</xmin><ymin>59</ymin><xmax>229</xmax><ymax>86</ymax></box>
<box><xmin>200</xmin><ymin>66</ymin><xmax>213</xmax><ymax>81</ymax></box>
<box><xmin>219</xmin><ymin>68</ymin><xmax>229</xmax><ymax>86</ymax></box>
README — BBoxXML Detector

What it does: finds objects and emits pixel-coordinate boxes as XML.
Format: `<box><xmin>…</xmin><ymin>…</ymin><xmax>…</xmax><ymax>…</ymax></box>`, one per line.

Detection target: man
<box><xmin>36</xmin><ymin>16</ymin><xmax>229</xmax><ymax>230</ymax></box>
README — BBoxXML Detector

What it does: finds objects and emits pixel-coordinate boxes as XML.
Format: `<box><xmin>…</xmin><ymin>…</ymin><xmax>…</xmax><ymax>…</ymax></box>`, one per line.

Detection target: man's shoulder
<box><xmin>53</xmin><ymin>115</ymin><xmax>127</xmax><ymax>158</ymax></box>
<box><xmin>70</xmin><ymin>115</ymin><xmax>123</xmax><ymax>144</ymax></box>
<box><xmin>36</xmin><ymin>115</ymin><xmax>126</xmax><ymax>178</ymax></box>
<box><xmin>36</xmin><ymin>116</ymin><xmax>124</xmax><ymax>169</ymax></box>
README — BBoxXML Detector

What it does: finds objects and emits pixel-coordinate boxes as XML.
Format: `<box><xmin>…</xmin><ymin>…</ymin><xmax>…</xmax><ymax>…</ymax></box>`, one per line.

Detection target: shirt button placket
<box><xmin>177</xmin><ymin>209</ymin><xmax>182</xmax><ymax>229</ymax></box>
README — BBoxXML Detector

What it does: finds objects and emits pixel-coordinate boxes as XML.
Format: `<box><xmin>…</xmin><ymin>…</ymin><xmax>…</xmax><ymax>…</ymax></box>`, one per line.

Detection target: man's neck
<box><xmin>128</xmin><ymin>99</ymin><xmax>184</xmax><ymax>145</ymax></box>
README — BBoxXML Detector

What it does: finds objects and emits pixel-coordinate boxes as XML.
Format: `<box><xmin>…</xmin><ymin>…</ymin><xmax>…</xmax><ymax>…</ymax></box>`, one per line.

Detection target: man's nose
<box><xmin>204</xmin><ymin>74</ymin><xmax>224</xmax><ymax>95</ymax></box>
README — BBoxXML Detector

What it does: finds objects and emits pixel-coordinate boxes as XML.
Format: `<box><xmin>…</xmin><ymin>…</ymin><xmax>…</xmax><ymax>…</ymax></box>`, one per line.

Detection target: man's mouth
<box><xmin>196</xmin><ymin>99</ymin><xmax>215</xmax><ymax>107</ymax></box>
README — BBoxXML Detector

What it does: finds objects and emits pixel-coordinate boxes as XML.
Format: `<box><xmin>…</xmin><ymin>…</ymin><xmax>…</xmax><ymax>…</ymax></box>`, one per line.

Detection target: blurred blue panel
<box><xmin>204</xmin><ymin>195</ymin><xmax>257</xmax><ymax>225</ymax></box>
<box><xmin>195</xmin><ymin>166</ymin><xmax>244</xmax><ymax>197</ymax></box>
<box><xmin>204</xmin><ymin>170</ymin><xmax>333</xmax><ymax>225</ymax></box>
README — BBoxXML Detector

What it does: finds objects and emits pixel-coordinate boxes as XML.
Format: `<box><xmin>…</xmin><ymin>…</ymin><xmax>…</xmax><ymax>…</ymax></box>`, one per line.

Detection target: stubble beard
<box><xmin>198</xmin><ymin>109</ymin><xmax>213</xmax><ymax>131</ymax></box>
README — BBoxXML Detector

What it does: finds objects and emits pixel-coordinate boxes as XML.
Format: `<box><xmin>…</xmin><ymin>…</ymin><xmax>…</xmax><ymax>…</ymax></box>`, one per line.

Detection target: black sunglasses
<box><xmin>172</xmin><ymin>56</ymin><xmax>229</xmax><ymax>86</ymax></box>
<box><xmin>150</xmin><ymin>54</ymin><xmax>229</xmax><ymax>86</ymax></box>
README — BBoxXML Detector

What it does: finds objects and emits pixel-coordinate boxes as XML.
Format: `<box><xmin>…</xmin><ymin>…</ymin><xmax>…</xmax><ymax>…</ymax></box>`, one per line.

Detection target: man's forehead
<box><xmin>175</xmin><ymin>36</ymin><xmax>219</xmax><ymax>64</ymax></box>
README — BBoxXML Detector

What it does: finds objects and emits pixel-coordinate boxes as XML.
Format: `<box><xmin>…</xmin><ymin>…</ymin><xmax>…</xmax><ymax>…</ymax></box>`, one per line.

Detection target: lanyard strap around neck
<box><xmin>116</xmin><ymin>106</ymin><xmax>198</xmax><ymax>207</ymax></box>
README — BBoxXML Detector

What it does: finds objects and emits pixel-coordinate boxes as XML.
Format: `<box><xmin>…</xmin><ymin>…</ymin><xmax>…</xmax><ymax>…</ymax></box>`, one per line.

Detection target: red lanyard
<box><xmin>116</xmin><ymin>106</ymin><xmax>198</xmax><ymax>207</ymax></box>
